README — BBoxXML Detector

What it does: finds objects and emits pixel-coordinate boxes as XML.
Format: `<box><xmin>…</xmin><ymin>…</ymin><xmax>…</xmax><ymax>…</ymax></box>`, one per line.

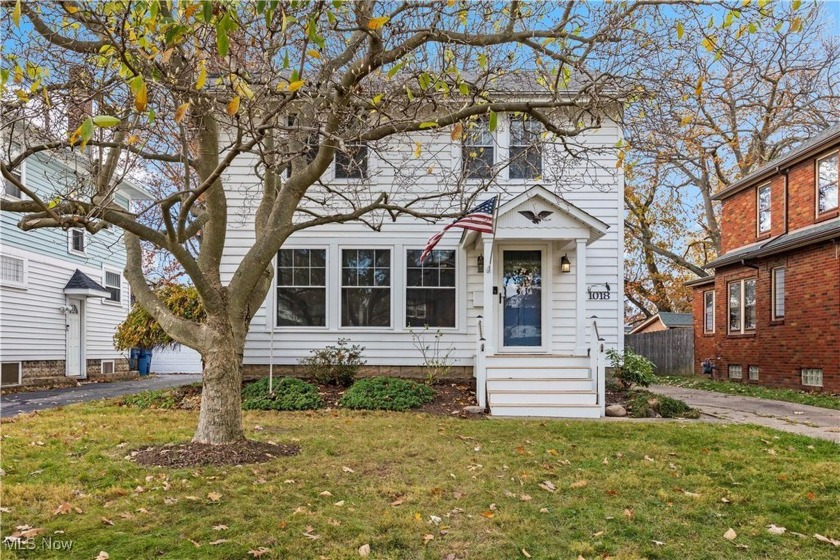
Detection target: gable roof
<box><xmin>629</xmin><ymin>312</ymin><xmax>692</xmax><ymax>334</ymax></box>
<box><xmin>714</xmin><ymin>123</ymin><xmax>840</xmax><ymax>201</ymax></box>
<box><xmin>496</xmin><ymin>184</ymin><xmax>609</xmax><ymax>237</ymax></box>
<box><xmin>64</xmin><ymin>269</ymin><xmax>110</xmax><ymax>298</ymax></box>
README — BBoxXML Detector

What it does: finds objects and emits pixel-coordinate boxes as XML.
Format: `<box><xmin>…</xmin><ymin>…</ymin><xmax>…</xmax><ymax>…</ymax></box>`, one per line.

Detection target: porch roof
<box><xmin>64</xmin><ymin>269</ymin><xmax>110</xmax><ymax>298</ymax></box>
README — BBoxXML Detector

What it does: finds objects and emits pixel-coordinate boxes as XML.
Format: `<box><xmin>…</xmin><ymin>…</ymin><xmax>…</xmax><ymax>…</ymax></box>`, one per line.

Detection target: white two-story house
<box><xmin>223</xmin><ymin>107</ymin><xmax>624</xmax><ymax>418</ymax></box>
<box><xmin>1</xmin><ymin>149</ymin><xmax>150</xmax><ymax>389</ymax></box>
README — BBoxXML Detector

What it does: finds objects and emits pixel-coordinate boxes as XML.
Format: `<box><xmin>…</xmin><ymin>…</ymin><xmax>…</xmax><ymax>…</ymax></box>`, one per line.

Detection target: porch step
<box><xmin>489</xmin><ymin>391</ymin><xmax>597</xmax><ymax>406</ymax></box>
<box><xmin>485</xmin><ymin>355</ymin><xmax>590</xmax><ymax>369</ymax></box>
<box><xmin>485</xmin><ymin>367</ymin><xmax>591</xmax><ymax>380</ymax></box>
<box><xmin>490</xmin><ymin>403</ymin><xmax>603</xmax><ymax>419</ymax></box>
<box><xmin>487</xmin><ymin>378</ymin><xmax>593</xmax><ymax>392</ymax></box>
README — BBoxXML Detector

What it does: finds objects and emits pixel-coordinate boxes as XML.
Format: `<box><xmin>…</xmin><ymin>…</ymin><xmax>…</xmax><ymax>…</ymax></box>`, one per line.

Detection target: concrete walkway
<box><xmin>649</xmin><ymin>384</ymin><xmax>840</xmax><ymax>444</ymax></box>
<box><xmin>0</xmin><ymin>374</ymin><xmax>202</xmax><ymax>418</ymax></box>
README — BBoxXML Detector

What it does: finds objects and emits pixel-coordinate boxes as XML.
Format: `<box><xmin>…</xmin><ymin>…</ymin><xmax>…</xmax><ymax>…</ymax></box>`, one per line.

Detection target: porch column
<box><xmin>575</xmin><ymin>238</ymin><xmax>587</xmax><ymax>355</ymax></box>
<box><xmin>482</xmin><ymin>236</ymin><xmax>495</xmax><ymax>355</ymax></box>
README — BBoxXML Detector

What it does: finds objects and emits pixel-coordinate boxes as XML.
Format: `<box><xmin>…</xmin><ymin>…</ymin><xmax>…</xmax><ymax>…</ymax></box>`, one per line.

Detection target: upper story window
<box><xmin>341</xmin><ymin>249</ymin><xmax>390</xmax><ymax>327</ymax></box>
<box><xmin>334</xmin><ymin>143</ymin><xmax>368</xmax><ymax>179</ymax></box>
<box><xmin>728</xmin><ymin>278</ymin><xmax>756</xmax><ymax>334</ymax></box>
<box><xmin>703</xmin><ymin>290</ymin><xmax>715</xmax><ymax>334</ymax></box>
<box><xmin>817</xmin><ymin>152</ymin><xmax>838</xmax><ymax>214</ymax></box>
<box><xmin>757</xmin><ymin>184</ymin><xmax>771</xmax><ymax>233</ymax></box>
<box><xmin>2</xmin><ymin>169</ymin><xmax>22</xmax><ymax>199</ymax></box>
<box><xmin>0</xmin><ymin>254</ymin><xmax>26</xmax><ymax>288</ymax></box>
<box><xmin>276</xmin><ymin>248</ymin><xmax>327</xmax><ymax>327</ymax></box>
<box><xmin>509</xmin><ymin>116</ymin><xmax>542</xmax><ymax>180</ymax></box>
<box><xmin>285</xmin><ymin>115</ymin><xmax>319</xmax><ymax>178</ymax></box>
<box><xmin>406</xmin><ymin>249</ymin><xmax>456</xmax><ymax>328</ymax></box>
<box><xmin>462</xmin><ymin>117</ymin><xmax>494</xmax><ymax>179</ymax></box>
<box><xmin>104</xmin><ymin>270</ymin><xmax>122</xmax><ymax>304</ymax></box>
<box><xmin>772</xmin><ymin>267</ymin><xmax>785</xmax><ymax>320</ymax></box>
<box><xmin>68</xmin><ymin>229</ymin><xmax>86</xmax><ymax>256</ymax></box>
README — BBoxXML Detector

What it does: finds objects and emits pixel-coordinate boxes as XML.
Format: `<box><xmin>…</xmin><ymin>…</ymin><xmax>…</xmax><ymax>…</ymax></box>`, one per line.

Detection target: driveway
<box><xmin>649</xmin><ymin>384</ymin><xmax>840</xmax><ymax>444</ymax></box>
<box><xmin>0</xmin><ymin>374</ymin><xmax>202</xmax><ymax>418</ymax></box>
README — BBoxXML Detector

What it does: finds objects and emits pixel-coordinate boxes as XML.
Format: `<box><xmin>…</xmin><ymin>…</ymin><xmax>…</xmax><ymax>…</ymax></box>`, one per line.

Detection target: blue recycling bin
<box><xmin>129</xmin><ymin>348</ymin><xmax>141</xmax><ymax>371</ymax></box>
<box><xmin>137</xmin><ymin>348</ymin><xmax>153</xmax><ymax>376</ymax></box>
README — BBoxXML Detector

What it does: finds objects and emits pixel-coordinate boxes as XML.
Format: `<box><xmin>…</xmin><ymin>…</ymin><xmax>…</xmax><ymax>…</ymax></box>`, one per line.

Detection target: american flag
<box><xmin>420</xmin><ymin>196</ymin><xmax>498</xmax><ymax>262</ymax></box>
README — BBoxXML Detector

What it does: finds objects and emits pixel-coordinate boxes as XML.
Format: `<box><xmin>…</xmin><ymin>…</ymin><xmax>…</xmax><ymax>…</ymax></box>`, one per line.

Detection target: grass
<box><xmin>1</xmin><ymin>403</ymin><xmax>839</xmax><ymax>559</ymax></box>
<box><xmin>655</xmin><ymin>375</ymin><xmax>840</xmax><ymax>411</ymax></box>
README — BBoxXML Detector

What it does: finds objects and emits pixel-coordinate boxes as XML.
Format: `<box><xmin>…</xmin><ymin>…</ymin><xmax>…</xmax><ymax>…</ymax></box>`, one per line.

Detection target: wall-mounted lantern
<box><xmin>560</xmin><ymin>254</ymin><xmax>571</xmax><ymax>273</ymax></box>
<box><xmin>477</xmin><ymin>255</ymin><xmax>485</xmax><ymax>273</ymax></box>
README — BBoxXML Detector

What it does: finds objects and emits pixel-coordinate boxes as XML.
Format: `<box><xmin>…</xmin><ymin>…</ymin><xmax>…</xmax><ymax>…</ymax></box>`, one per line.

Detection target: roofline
<box><xmin>628</xmin><ymin>314</ymin><xmax>663</xmax><ymax>334</ymax></box>
<box><xmin>713</xmin><ymin>127</ymin><xmax>840</xmax><ymax>201</ymax></box>
<box><xmin>684</xmin><ymin>275</ymin><xmax>715</xmax><ymax>288</ymax></box>
<box><xmin>705</xmin><ymin>221</ymin><xmax>840</xmax><ymax>269</ymax></box>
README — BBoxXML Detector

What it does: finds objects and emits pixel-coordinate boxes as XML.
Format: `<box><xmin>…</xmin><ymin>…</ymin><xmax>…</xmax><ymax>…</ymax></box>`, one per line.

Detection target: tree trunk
<box><xmin>193</xmin><ymin>337</ymin><xmax>246</xmax><ymax>444</ymax></box>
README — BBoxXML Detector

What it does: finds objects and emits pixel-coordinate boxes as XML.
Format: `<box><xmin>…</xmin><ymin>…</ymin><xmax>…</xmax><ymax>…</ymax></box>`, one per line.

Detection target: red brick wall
<box><xmin>692</xmin><ymin>242</ymin><xmax>840</xmax><ymax>392</ymax></box>
<box><xmin>692</xmin><ymin>284</ymin><xmax>716</xmax><ymax>370</ymax></box>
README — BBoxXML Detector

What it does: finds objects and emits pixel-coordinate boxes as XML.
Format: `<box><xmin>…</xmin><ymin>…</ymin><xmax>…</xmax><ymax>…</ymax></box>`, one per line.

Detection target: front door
<box><xmin>65</xmin><ymin>299</ymin><xmax>84</xmax><ymax>378</ymax></box>
<box><xmin>500</xmin><ymin>249</ymin><xmax>543</xmax><ymax>349</ymax></box>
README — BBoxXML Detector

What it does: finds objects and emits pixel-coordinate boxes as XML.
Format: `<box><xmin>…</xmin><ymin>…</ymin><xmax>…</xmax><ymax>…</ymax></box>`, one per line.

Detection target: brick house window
<box><xmin>748</xmin><ymin>365</ymin><xmax>759</xmax><ymax>381</ymax></box>
<box><xmin>817</xmin><ymin>152</ymin><xmax>838</xmax><ymax>214</ymax></box>
<box><xmin>801</xmin><ymin>368</ymin><xmax>823</xmax><ymax>387</ymax></box>
<box><xmin>757</xmin><ymin>184</ymin><xmax>771</xmax><ymax>233</ymax></box>
<box><xmin>728</xmin><ymin>365</ymin><xmax>742</xmax><ymax>379</ymax></box>
<box><xmin>771</xmin><ymin>267</ymin><xmax>785</xmax><ymax>320</ymax></box>
<box><xmin>728</xmin><ymin>278</ymin><xmax>756</xmax><ymax>333</ymax></box>
<box><xmin>703</xmin><ymin>290</ymin><xmax>715</xmax><ymax>333</ymax></box>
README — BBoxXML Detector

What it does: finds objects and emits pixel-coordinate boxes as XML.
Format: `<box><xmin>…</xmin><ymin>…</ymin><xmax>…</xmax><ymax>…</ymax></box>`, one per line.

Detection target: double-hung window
<box><xmin>68</xmin><ymin>228</ymin><xmax>86</xmax><ymax>255</ymax></box>
<box><xmin>703</xmin><ymin>290</ymin><xmax>715</xmax><ymax>333</ymax></box>
<box><xmin>335</xmin><ymin>143</ymin><xmax>368</xmax><ymax>179</ymax></box>
<box><xmin>276</xmin><ymin>249</ymin><xmax>327</xmax><ymax>327</ymax></box>
<box><xmin>0</xmin><ymin>254</ymin><xmax>25</xmax><ymax>288</ymax></box>
<box><xmin>405</xmin><ymin>250</ymin><xmax>456</xmax><ymax>328</ymax></box>
<box><xmin>817</xmin><ymin>153</ymin><xmax>839</xmax><ymax>214</ymax></box>
<box><xmin>757</xmin><ymin>184</ymin><xmax>771</xmax><ymax>234</ymax></box>
<box><xmin>2</xmin><ymin>169</ymin><xmax>22</xmax><ymax>199</ymax></box>
<box><xmin>341</xmin><ymin>249</ymin><xmax>390</xmax><ymax>327</ymax></box>
<box><xmin>462</xmin><ymin>118</ymin><xmax>494</xmax><ymax>179</ymax></box>
<box><xmin>771</xmin><ymin>267</ymin><xmax>785</xmax><ymax>320</ymax></box>
<box><xmin>509</xmin><ymin>116</ymin><xmax>542</xmax><ymax>179</ymax></box>
<box><xmin>728</xmin><ymin>278</ymin><xmax>756</xmax><ymax>333</ymax></box>
<box><xmin>104</xmin><ymin>270</ymin><xmax>122</xmax><ymax>304</ymax></box>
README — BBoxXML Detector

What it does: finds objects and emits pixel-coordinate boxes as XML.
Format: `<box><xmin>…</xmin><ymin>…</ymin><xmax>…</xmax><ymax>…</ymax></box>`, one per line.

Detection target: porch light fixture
<box><xmin>477</xmin><ymin>255</ymin><xmax>485</xmax><ymax>273</ymax></box>
<box><xmin>560</xmin><ymin>254</ymin><xmax>571</xmax><ymax>273</ymax></box>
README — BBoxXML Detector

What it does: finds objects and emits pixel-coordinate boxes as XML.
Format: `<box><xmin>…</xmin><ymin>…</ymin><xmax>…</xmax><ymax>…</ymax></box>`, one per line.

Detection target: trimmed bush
<box><xmin>628</xmin><ymin>391</ymin><xmax>700</xmax><ymax>419</ymax></box>
<box><xmin>241</xmin><ymin>377</ymin><xmax>323</xmax><ymax>411</ymax></box>
<box><xmin>607</xmin><ymin>348</ymin><xmax>656</xmax><ymax>390</ymax></box>
<box><xmin>300</xmin><ymin>339</ymin><xmax>365</xmax><ymax>388</ymax></box>
<box><xmin>340</xmin><ymin>377</ymin><xmax>435</xmax><ymax>411</ymax></box>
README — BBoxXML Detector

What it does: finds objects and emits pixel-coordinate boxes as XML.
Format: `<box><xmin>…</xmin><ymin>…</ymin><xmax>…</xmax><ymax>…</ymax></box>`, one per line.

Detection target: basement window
<box><xmin>801</xmin><ymin>368</ymin><xmax>823</xmax><ymax>388</ymax></box>
<box><xmin>1</xmin><ymin>362</ymin><xmax>22</xmax><ymax>386</ymax></box>
<box><xmin>728</xmin><ymin>365</ymin><xmax>742</xmax><ymax>379</ymax></box>
<box><xmin>748</xmin><ymin>365</ymin><xmax>759</xmax><ymax>381</ymax></box>
<box><xmin>101</xmin><ymin>360</ymin><xmax>115</xmax><ymax>375</ymax></box>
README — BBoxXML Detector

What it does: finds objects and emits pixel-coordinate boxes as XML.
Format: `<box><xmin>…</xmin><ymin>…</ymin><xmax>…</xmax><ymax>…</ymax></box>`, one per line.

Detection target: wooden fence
<box><xmin>625</xmin><ymin>328</ymin><xmax>694</xmax><ymax>377</ymax></box>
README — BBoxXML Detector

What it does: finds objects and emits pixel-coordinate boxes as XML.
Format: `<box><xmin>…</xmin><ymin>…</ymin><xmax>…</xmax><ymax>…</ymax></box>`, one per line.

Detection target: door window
<box><xmin>501</xmin><ymin>250</ymin><xmax>542</xmax><ymax>347</ymax></box>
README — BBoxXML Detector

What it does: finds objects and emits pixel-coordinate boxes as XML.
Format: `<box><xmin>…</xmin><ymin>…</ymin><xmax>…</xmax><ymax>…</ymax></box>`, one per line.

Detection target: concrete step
<box><xmin>486</xmin><ymin>378</ymin><xmax>594</xmax><ymax>392</ymax></box>
<box><xmin>489</xmin><ymin>391</ymin><xmax>598</xmax><ymax>406</ymax></box>
<box><xmin>490</xmin><ymin>403</ymin><xmax>603</xmax><ymax>418</ymax></box>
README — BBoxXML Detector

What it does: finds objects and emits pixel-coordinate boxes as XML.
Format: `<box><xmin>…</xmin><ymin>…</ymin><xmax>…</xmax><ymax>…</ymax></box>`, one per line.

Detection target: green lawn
<box><xmin>2</xmin><ymin>403</ymin><xmax>839</xmax><ymax>559</ymax></box>
<box><xmin>655</xmin><ymin>375</ymin><xmax>840</xmax><ymax>411</ymax></box>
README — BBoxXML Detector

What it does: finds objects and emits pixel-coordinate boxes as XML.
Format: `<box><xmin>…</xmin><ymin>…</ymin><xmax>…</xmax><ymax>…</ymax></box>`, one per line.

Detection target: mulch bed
<box><xmin>131</xmin><ymin>440</ymin><xmax>300</xmax><ymax>468</ymax></box>
<box><xmin>314</xmin><ymin>380</ymin><xmax>481</xmax><ymax>416</ymax></box>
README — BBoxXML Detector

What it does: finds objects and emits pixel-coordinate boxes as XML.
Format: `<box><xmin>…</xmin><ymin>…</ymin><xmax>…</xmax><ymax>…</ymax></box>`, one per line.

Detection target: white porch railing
<box><xmin>589</xmin><ymin>316</ymin><xmax>606</xmax><ymax>416</ymax></box>
<box><xmin>475</xmin><ymin>315</ymin><xmax>487</xmax><ymax>409</ymax></box>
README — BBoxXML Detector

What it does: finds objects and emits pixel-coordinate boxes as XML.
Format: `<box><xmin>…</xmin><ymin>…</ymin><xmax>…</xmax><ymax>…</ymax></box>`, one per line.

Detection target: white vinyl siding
<box><xmin>801</xmin><ymin>368</ymin><xmax>823</xmax><ymax>387</ymax></box>
<box><xmin>817</xmin><ymin>153</ymin><xmax>838</xmax><ymax>214</ymax></box>
<box><xmin>0</xmin><ymin>254</ymin><xmax>26</xmax><ymax>288</ymax></box>
<box><xmin>728</xmin><ymin>278</ymin><xmax>756</xmax><ymax>333</ymax></box>
<box><xmin>757</xmin><ymin>183</ymin><xmax>771</xmax><ymax>233</ymax></box>
<box><xmin>772</xmin><ymin>267</ymin><xmax>785</xmax><ymax>320</ymax></box>
<box><xmin>703</xmin><ymin>290</ymin><xmax>715</xmax><ymax>333</ymax></box>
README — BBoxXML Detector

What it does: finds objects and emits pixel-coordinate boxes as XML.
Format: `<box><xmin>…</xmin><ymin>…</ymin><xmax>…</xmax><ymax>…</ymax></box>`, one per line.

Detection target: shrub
<box><xmin>340</xmin><ymin>377</ymin><xmax>435</xmax><ymax>411</ymax></box>
<box><xmin>607</xmin><ymin>348</ymin><xmax>656</xmax><ymax>390</ymax></box>
<box><xmin>409</xmin><ymin>325</ymin><xmax>455</xmax><ymax>386</ymax></box>
<box><xmin>119</xmin><ymin>388</ymin><xmax>178</xmax><ymax>409</ymax></box>
<box><xmin>241</xmin><ymin>377</ymin><xmax>323</xmax><ymax>411</ymax></box>
<box><xmin>114</xmin><ymin>283</ymin><xmax>205</xmax><ymax>351</ymax></box>
<box><xmin>628</xmin><ymin>391</ymin><xmax>700</xmax><ymax>419</ymax></box>
<box><xmin>300</xmin><ymin>339</ymin><xmax>365</xmax><ymax>387</ymax></box>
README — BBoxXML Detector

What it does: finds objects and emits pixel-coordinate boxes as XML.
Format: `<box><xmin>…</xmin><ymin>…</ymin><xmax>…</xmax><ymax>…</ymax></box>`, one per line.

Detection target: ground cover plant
<box><xmin>2</xmin><ymin>404</ymin><xmax>839</xmax><ymax>559</ymax></box>
<box><xmin>241</xmin><ymin>378</ymin><xmax>324</xmax><ymax>411</ymax></box>
<box><xmin>656</xmin><ymin>375</ymin><xmax>840</xmax><ymax>411</ymax></box>
<box><xmin>627</xmin><ymin>391</ymin><xmax>701</xmax><ymax>419</ymax></box>
<box><xmin>339</xmin><ymin>377</ymin><xmax>435</xmax><ymax>411</ymax></box>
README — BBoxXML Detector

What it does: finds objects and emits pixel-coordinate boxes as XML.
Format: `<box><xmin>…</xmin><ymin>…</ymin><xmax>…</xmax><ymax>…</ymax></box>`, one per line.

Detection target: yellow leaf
<box><xmin>680</xmin><ymin>115</ymin><xmax>694</xmax><ymax>126</ymax></box>
<box><xmin>307</xmin><ymin>49</ymin><xmax>321</xmax><ymax>59</ymax></box>
<box><xmin>227</xmin><ymin>96</ymin><xmax>240</xmax><ymax>116</ymax></box>
<box><xmin>65</xmin><ymin>4</ymin><xmax>79</xmax><ymax>14</ymax></box>
<box><xmin>161</xmin><ymin>48</ymin><xmax>174</xmax><ymax>63</ymax></box>
<box><xmin>790</xmin><ymin>17</ymin><xmax>802</xmax><ymax>33</ymax></box>
<box><xmin>450</xmin><ymin>122</ymin><xmax>463</xmax><ymax>140</ymax></box>
<box><xmin>12</xmin><ymin>0</ymin><xmax>21</xmax><ymax>27</ymax></box>
<box><xmin>288</xmin><ymin>80</ymin><xmax>304</xmax><ymax>92</ymax></box>
<box><xmin>367</xmin><ymin>16</ymin><xmax>389</xmax><ymax>30</ymax></box>
<box><xmin>414</xmin><ymin>142</ymin><xmax>422</xmax><ymax>157</ymax></box>
<box><xmin>195</xmin><ymin>64</ymin><xmax>207</xmax><ymax>90</ymax></box>
<box><xmin>134</xmin><ymin>81</ymin><xmax>148</xmax><ymax>112</ymax></box>
<box><xmin>174</xmin><ymin>102</ymin><xmax>190</xmax><ymax>124</ymax></box>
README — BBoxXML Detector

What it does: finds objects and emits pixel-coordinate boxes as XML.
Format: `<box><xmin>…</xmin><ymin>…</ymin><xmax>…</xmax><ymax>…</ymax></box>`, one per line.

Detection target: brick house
<box><xmin>688</xmin><ymin>124</ymin><xmax>840</xmax><ymax>392</ymax></box>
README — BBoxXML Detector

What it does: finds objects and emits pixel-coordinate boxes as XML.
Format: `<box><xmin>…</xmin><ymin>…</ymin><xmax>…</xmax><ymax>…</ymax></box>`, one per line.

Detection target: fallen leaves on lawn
<box><xmin>359</xmin><ymin>543</ymin><xmax>371</xmax><ymax>556</ymax></box>
<box><xmin>52</xmin><ymin>502</ymin><xmax>73</xmax><ymax>515</ymax></box>
<box><xmin>521</xmin><ymin>548</ymin><xmax>532</xmax><ymax>557</ymax></box>
<box><xmin>213</xmin><ymin>524</ymin><xmax>228</xmax><ymax>531</ymax></box>
<box><xmin>207</xmin><ymin>492</ymin><xmax>222</xmax><ymax>502</ymax></box>
<box><xmin>335</xmin><ymin>500</ymin><xmax>345</xmax><ymax>507</ymax></box>
<box><xmin>724</xmin><ymin>528</ymin><xmax>737</xmax><ymax>540</ymax></box>
<box><xmin>209</xmin><ymin>539</ymin><xmax>228</xmax><ymax>546</ymax></box>
<box><xmin>319</xmin><ymin>490</ymin><xmax>333</xmax><ymax>497</ymax></box>
<box><xmin>814</xmin><ymin>534</ymin><xmax>840</xmax><ymax>547</ymax></box>
<box><xmin>101</xmin><ymin>517</ymin><xmax>114</xmax><ymax>526</ymax></box>
<box><xmin>570</xmin><ymin>480</ymin><xmax>588</xmax><ymax>489</ymax></box>
<box><xmin>423</xmin><ymin>534</ymin><xmax>434</xmax><ymax>545</ymax></box>
<box><xmin>767</xmin><ymin>524</ymin><xmax>787</xmax><ymax>535</ymax></box>
<box><xmin>95</xmin><ymin>552</ymin><xmax>109</xmax><ymax>560</ymax></box>
<box><xmin>249</xmin><ymin>547</ymin><xmax>271</xmax><ymax>557</ymax></box>
<box><xmin>480</xmin><ymin>510</ymin><xmax>495</xmax><ymax>519</ymax></box>
<box><xmin>303</xmin><ymin>526</ymin><xmax>320</xmax><ymax>540</ymax></box>
<box><xmin>342</xmin><ymin>466</ymin><xmax>355</xmax><ymax>473</ymax></box>
<box><xmin>390</xmin><ymin>497</ymin><xmax>404</xmax><ymax>507</ymax></box>
<box><xmin>538</xmin><ymin>480</ymin><xmax>556</xmax><ymax>493</ymax></box>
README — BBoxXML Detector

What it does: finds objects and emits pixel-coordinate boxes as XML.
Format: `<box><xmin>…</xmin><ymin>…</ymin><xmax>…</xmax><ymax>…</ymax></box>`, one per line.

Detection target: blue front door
<box><xmin>501</xmin><ymin>250</ymin><xmax>542</xmax><ymax>348</ymax></box>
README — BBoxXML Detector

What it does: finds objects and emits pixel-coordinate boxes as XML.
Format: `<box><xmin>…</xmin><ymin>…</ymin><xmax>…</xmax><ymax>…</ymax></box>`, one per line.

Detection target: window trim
<box><xmin>102</xmin><ymin>267</ymin><xmax>123</xmax><ymax>306</ymax></box>
<box><xmin>339</xmin><ymin>246</ymin><xmax>393</xmax><ymax>330</ymax></box>
<box><xmin>508</xmin><ymin>114</ymin><xmax>543</xmax><ymax>181</ymax></box>
<box><xmin>404</xmin><ymin>248</ymin><xmax>459</xmax><ymax>330</ymax></box>
<box><xmin>0</xmin><ymin>253</ymin><xmax>28</xmax><ymax>290</ymax></box>
<box><xmin>771</xmin><ymin>267</ymin><xmax>785</xmax><ymax>321</ymax></box>
<box><xmin>461</xmin><ymin>116</ymin><xmax>496</xmax><ymax>180</ymax></box>
<box><xmin>756</xmin><ymin>183</ymin><xmax>771</xmax><ymax>235</ymax></box>
<box><xmin>703</xmin><ymin>290</ymin><xmax>715</xmax><ymax>334</ymax></box>
<box><xmin>815</xmin><ymin>150</ymin><xmax>839</xmax><ymax>216</ymax></box>
<box><xmin>68</xmin><ymin>228</ymin><xmax>87</xmax><ymax>256</ymax></box>
<box><xmin>728</xmin><ymin>278</ymin><xmax>756</xmax><ymax>334</ymax></box>
<box><xmin>274</xmin><ymin>247</ymin><xmax>329</xmax><ymax>330</ymax></box>
<box><xmin>1</xmin><ymin>362</ymin><xmax>23</xmax><ymax>387</ymax></box>
<box><xmin>100</xmin><ymin>359</ymin><xmax>115</xmax><ymax>375</ymax></box>
<box><xmin>1</xmin><ymin>161</ymin><xmax>25</xmax><ymax>201</ymax></box>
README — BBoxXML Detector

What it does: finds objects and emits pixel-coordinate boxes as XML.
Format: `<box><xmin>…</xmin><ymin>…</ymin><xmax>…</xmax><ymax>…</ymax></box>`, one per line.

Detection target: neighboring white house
<box><xmin>223</xmin><ymin>109</ymin><xmax>623</xmax><ymax>418</ymax></box>
<box><xmin>151</xmin><ymin>346</ymin><xmax>203</xmax><ymax>374</ymax></box>
<box><xmin>0</xmin><ymin>151</ymin><xmax>150</xmax><ymax>388</ymax></box>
